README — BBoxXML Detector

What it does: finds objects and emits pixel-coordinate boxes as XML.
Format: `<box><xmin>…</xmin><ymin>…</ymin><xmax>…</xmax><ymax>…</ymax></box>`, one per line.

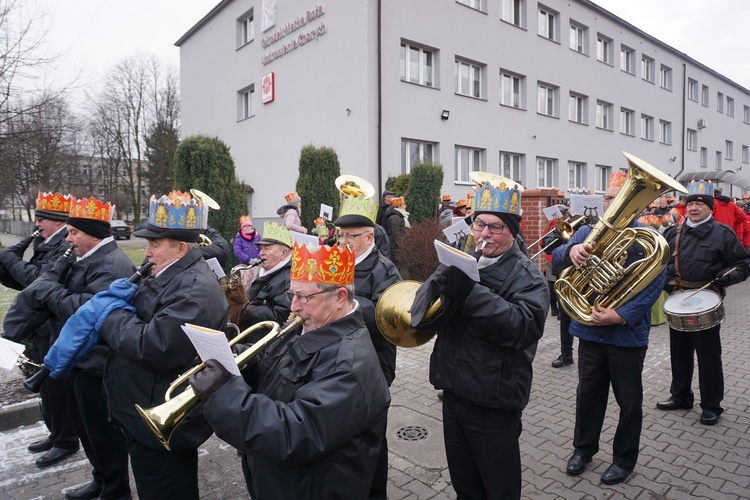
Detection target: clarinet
<box><xmin>57</xmin><ymin>246</ymin><xmax>77</xmax><ymax>284</ymax></box>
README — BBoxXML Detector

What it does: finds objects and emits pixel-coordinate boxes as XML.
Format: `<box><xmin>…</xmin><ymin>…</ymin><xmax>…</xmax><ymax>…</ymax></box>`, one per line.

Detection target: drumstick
<box><xmin>679</xmin><ymin>267</ymin><xmax>737</xmax><ymax>305</ymax></box>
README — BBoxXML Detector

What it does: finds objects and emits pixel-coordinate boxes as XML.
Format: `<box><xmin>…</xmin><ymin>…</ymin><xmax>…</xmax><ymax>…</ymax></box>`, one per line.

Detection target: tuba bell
<box><xmin>335</xmin><ymin>175</ymin><xmax>375</xmax><ymax>199</ymax></box>
<box><xmin>554</xmin><ymin>152</ymin><xmax>687</xmax><ymax>326</ymax></box>
<box><xmin>375</xmin><ymin>281</ymin><xmax>442</xmax><ymax>347</ymax></box>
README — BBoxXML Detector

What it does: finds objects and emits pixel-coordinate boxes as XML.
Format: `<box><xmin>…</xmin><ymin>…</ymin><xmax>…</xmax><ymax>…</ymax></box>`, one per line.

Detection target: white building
<box><xmin>177</xmin><ymin>0</ymin><xmax>750</xmax><ymax>222</ymax></box>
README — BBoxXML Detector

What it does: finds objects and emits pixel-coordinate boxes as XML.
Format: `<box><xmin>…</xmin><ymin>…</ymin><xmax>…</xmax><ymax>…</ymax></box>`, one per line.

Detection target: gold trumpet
<box><xmin>135</xmin><ymin>315</ymin><xmax>303</xmax><ymax>451</ymax></box>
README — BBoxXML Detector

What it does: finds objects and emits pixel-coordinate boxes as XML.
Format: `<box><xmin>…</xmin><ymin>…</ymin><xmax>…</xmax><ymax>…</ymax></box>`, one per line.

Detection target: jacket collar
<box><xmin>288</xmin><ymin>307</ymin><xmax>363</xmax><ymax>363</ymax></box>
<box><xmin>155</xmin><ymin>247</ymin><xmax>204</xmax><ymax>285</ymax></box>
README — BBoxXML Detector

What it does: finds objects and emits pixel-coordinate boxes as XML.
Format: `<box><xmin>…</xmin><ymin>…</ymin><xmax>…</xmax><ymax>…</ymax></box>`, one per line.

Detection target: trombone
<box><xmin>135</xmin><ymin>314</ymin><xmax>303</xmax><ymax>451</ymax></box>
<box><xmin>529</xmin><ymin>215</ymin><xmax>587</xmax><ymax>260</ymax></box>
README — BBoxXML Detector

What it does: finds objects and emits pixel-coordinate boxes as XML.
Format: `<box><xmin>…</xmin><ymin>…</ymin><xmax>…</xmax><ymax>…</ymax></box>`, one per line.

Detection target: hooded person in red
<box><xmin>712</xmin><ymin>187</ymin><xmax>749</xmax><ymax>241</ymax></box>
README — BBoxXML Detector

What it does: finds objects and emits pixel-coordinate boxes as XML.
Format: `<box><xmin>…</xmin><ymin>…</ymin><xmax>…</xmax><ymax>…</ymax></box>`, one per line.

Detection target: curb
<box><xmin>0</xmin><ymin>399</ymin><xmax>41</xmax><ymax>432</ymax></box>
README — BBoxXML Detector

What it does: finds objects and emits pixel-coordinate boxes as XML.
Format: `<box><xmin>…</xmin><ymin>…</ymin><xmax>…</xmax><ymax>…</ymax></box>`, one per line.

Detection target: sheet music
<box><xmin>181</xmin><ymin>324</ymin><xmax>241</xmax><ymax>376</ymax></box>
<box><xmin>570</xmin><ymin>194</ymin><xmax>604</xmax><ymax>217</ymax></box>
<box><xmin>443</xmin><ymin>218</ymin><xmax>471</xmax><ymax>244</ymax></box>
<box><xmin>0</xmin><ymin>337</ymin><xmax>26</xmax><ymax>371</ymax></box>
<box><xmin>290</xmin><ymin>231</ymin><xmax>320</xmax><ymax>248</ymax></box>
<box><xmin>542</xmin><ymin>205</ymin><xmax>563</xmax><ymax>221</ymax></box>
<box><xmin>205</xmin><ymin>257</ymin><xmax>226</xmax><ymax>279</ymax></box>
<box><xmin>433</xmin><ymin>239</ymin><xmax>480</xmax><ymax>281</ymax></box>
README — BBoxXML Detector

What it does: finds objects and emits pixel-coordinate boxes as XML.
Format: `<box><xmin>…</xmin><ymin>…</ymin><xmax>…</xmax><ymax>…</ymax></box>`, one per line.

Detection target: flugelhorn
<box><xmin>135</xmin><ymin>314</ymin><xmax>304</xmax><ymax>451</ymax></box>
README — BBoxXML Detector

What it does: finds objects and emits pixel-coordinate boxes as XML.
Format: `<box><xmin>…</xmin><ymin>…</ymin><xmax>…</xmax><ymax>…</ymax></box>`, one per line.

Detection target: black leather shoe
<box><xmin>700</xmin><ymin>410</ymin><xmax>719</xmax><ymax>425</ymax></box>
<box><xmin>35</xmin><ymin>445</ymin><xmax>79</xmax><ymax>468</ymax></box>
<box><xmin>27</xmin><ymin>437</ymin><xmax>53</xmax><ymax>453</ymax></box>
<box><xmin>65</xmin><ymin>481</ymin><xmax>102</xmax><ymax>500</ymax></box>
<box><xmin>552</xmin><ymin>355</ymin><xmax>574</xmax><ymax>368</ymax></box>
<box><xmin>566</xmin><ymin>454</ymin><xmax>591</xmax><ymax>476</ymax></box>
<box><xmin>656</xmin><ymin>399</ymin><xmax>693</xmax><ymax>411</ymax></box>
<box><xmin>600</xmin><ymin>464</ymin><xmax>632</xmax><ymax>485</ymax></box>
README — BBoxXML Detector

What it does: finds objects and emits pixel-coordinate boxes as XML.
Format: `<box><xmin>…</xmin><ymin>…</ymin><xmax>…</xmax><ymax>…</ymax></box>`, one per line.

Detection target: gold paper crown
<box><xmin>239</xmin><ymin>215</ymin><xmax>252</xmax><ymax>226</ymax></box>
<box><xmin>290</xmin><ymin>242</ymin><xmax>355</xmax><ymax>286</ymax></box>
<box><xmin>338</xmin><ymin>195</ymin><xmax>378</xmax><ymax>223</ymax></box>
<box><xmin>285</xmin><ymin>191</ymin><xmax>300</xmax><ymax>203</ymax></box>
<box><xmin>608</xmin><ymin>170</ymin><xmax>627</xmax><ymax>188</ymax></box>
<box><xmin>391</xmin><ymin>197</ymin><xmax>405</xmax><ymax>208</ymax></box>
<box><xmin>315</xmin><ymin>217</ymin><xmax>326</xmax><ymax>226</ymax></box>
<box><xmin>456</xmin><ymin>199</ymin><xmax>468</xmax><ymax>209</ymax></box>
<box><xmin>148</xmin><ymin>191</ymin><xmax>203</xmax><ymax>229</ymax></box>
<box><xmin>260</xmin><ymin>221</ymin><xmax>293</xmax><ymax>247</ymax></box>
<box><xmin>36</xmin><ymin>192</ymin><xmax>72</xmax><ymax>213</ymax></box>
<box><xmin>69</xmin><ymin>196</ymin><xmax>112</xmax><ymax>222</ymax></box>
<box><xmin>441</xmin><ymin>194</ymin><xmax>452</xmax><ymax>202</ymax></box>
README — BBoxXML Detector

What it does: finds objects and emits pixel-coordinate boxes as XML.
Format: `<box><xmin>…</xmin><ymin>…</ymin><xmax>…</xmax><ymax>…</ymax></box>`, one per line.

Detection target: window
<box><xmin>726</xmin><ymin>96</ymin><xmax>734</xmax><ymax>117</ymax></box>
<box><xmin>687</xmin><ymin>129</ymin><xmax>697</xmax><ymax>151</ymax></box>
<box><xmin>742</xmin><ymin>145</ymin><xmax>749</xmax><ymax>164</ymax></box>
<box><xmin>500</xmin><ymin>151</ymin><xmax>522</xmax><ymax>180</ymax></box>
<box><xmin>717</xmin><ymin>92</ymin><xmax>724</xmax><ymax>113</ymax></box>
<box><xmin>595</xmin><ymin>165</ymin><xmax>613</xmax><ymax>192</ymax></box>
<box><xmin>620</xmin><ymin>107</ymin><xmax>634</xmax><ymax>135</ymax></box>
<box><xmin>687</xmin><ymin>79</ymin><xmax>698</xmax><ymax>101</ymax></box>
<box><xmin>701</xmin><ymin>84</ymin><xmax>709</xmax><ymax>107</ymax></box>
<box><xmin>700</xmin><ymin>147</ymin><xmax>708</xmax><ymax>167</ymax></box>
<box><xmin>726</xmin><ymin>140</ymin><xmax>733</xmax><ymax>160</ymax></box>
<box><xmin>596</xmin><ymin>101</ymin><xmax>612</xmax><ymax>130</ymax></box>
<box><xmin>569</xmin><ymin>22</ymin><xmax>587</xmax><ymax>54</ymax></box>
<box><xmin>401</xmin><ymin>139</ymin><xmax>434</xmax><ymax>173</ymax></box>
<box><xmin>597</xmin><ymin>35</ymin><xmax>613</xmax><ymax>65</ymax></box>
<box><xmin>538</xmin><ymin>7</ymin><xmax>557</xmax><ymax>41</ymax></box>
<box><xmin>400</xmin><ymin>41</ymin><xmax>435</xmax><ymax>87</ymax></box>
<box><xmin>659</xmin><ymin>65</ymin><xmax>672</xmax><ymax>90</ymax></box>
<box><xmin>457</xmin><ymin>0</ymin><xmax>483</xmax><ymax>10</ymax></box>
<box><xmin>537</xmin><ymin>83</ymin><xmax>557</xmax><ymax>117</ymax></box>
<box><xmin>568</xmin><ymin>161</ymin><xmax>585</xmax><ymax>189</ymax></box>
<box><xmin>237</xmin><ymin>10</ymin><xmax>254</xmax><ymax>48</ymax></box>
<box><xmin>641</xmin><ymin>55</ymin><xmax>654</xmax><ymax>83</ymax></box>
<box><xmin>620</xmin><ymin>46</ymin><xmax>634</xmax><ymax>74</ymax></box>
<box><xmin>641</xmin><ymin>114</ymin><xmax>654</xmax><ymax>140</ymax></box>
<box><xmin>237</xmin><ymin>84</ymin><xmax>255</xmax><ymax>120</ymax></box>
<box><xmin>501</xmin><ymin>0</ymin><xmax>525</xmax><ymax>27</ymax></box>
<box><xmin>537</xmin><ymin>157</ymin><xmax>556</xmax><ymax>188</ymax></box>
<box><xmin>659</xmin><ymin>120</ymin><xmax>671</xmax><ymax>144</ymax></box>
<box><xmin>715</xmin><ymin>151</ymin><xmax>722</xmax><ymax>170</ymax></box>
<box><xmin>455</xmin><ymin>59</ymin><xmax>483</xmax><ymax>98</ymax></box>
<box><xmin>744</xmin><ymin>105</ymin><xmax>750</xmax><ymax>124</ymax></box>
<box><xmin>569</xmin><ymin>92</ymin><xmax>587</xmax><ymax>124</ymax></box>
<box><xmin>455</xmin><ymin>146</ymin><xmax>483</xmax><ymax>183</ymax></box>
<box><xmin>500</xmin><ymin>70</ymin><xmax>524</xmax><ymax>108</ymax></box>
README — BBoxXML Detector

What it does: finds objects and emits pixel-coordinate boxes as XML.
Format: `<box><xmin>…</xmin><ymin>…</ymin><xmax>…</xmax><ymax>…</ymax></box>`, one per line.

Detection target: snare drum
<box><xmin>663</xmin><ymin>290</ymin><xmax>725</xmax><ymax>332</ymax></box>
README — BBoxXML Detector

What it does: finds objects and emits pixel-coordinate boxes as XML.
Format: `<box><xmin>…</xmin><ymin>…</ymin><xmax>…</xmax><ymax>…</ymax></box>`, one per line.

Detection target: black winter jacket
<box><xmin>244</xmin><ymin>261</ymin><xmax>292</xmax><ymax>330</ymax></box>
<box><xmin>0</xmin><ymin>229</ymin><xmax>69</xmax><ymax>290</ymax></box>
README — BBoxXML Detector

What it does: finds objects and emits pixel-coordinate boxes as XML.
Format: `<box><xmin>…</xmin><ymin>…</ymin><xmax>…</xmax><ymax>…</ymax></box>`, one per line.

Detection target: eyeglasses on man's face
<box><xmin>336</xmin><ymin>232</ymin><xmax>366</xmax><ymax>242</ymax></box>
<box><xmin>284</xmin><ymin>289</ymin><xmax>329</xmax><ymax>304</ymax></box>
<box><xmin>471</xmin><ymin>219</ymin><xmax>506</xmax><ymax>234</ymax></box>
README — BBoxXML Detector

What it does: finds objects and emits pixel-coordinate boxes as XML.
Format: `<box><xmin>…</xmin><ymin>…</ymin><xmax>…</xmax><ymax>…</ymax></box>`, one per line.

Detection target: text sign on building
<box><xmin>260</xmin><ymin>5</ymin><xmax>327</xmax><ymax>65</ymax></box>
<box><xmin>262</xmin><ymin>0</ymin><xmax>277</xmax><ymax>32</ymax></box>
<box><xmin>261</xmin><ymin>72</ymin><xmax>275</xmax><ymax>104</ymax></box>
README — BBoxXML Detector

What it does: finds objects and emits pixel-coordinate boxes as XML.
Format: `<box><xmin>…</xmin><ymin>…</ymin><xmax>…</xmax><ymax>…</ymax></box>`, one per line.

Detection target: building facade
<box><xmin>177</xmin><ymin>0</ymin><xmax>750</xmax><ymax>223</ymax></box>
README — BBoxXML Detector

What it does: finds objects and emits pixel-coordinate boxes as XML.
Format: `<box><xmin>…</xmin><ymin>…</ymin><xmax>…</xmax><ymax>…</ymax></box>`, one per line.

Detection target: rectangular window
<box><xmin>659</xmin><ymin>120</ymin><xmax>671</xmax><ymax>144</ymax></box>
<box><xmin>537</xmin><ymin>157</ymin><xmax>555</xmax><ymax>188</ymax></box>
<box><xmin>726</xmin><ymin>140</ymin><xmax>733</xmax><ymax>160</ymax></box>
<box><xmin>742</xmin><ymin>145</ymin><xmax>749</xmax><ymax>164</ymax></box>
<box><xmin>620</xmin><ymin>108</ymin><xmax>634</xmax><ymax>135</ymax></box>
<box><xmin>726</xmin><ymin>96</ymin><xmax>734</xmax><ymax>117</ymax></box>
<box><xmin>641</xmin><ymin>56</ymin><xmax>654</xmax><ymax>83</ymax></box>
<box><xmin>717</xmin><ymin>92</ymin><xmax>724</xmax><ymax>113</ymax></box>
<box><xmin>237</xmin><ymin>84</ymin><xmax>255</xmax><ymax>120</ymax></box>
<box><xmin>596</xmin><ymin>101</ymin><xmax>612</xmax><ymax>130</ymax></box>
<box><xmin>499</xmin><ymin>151</ymin><xmax>522</xmax><ymax>180</ymax></box>
<box><xmin>701</xmin><ymin>84</ymin><xmax>709</xmax><ymax>106</ymax></box>
<box><xmin>620</xmin><ymin>46</ymin><xmax>634</xmax><ymax>74</ymax></box>
<box><xmin>455</xmin><ymin>146</ymin><xmax>483</xmax><ymax>182</ymax></box>
<box><xmin>596</xmin><ymin>34</ymin><xmax>612</xmax><ymax>64</ymax></box>
<box><xmin>538</xmin><ymin>7</ymin><xmax>557</xmax><ymax>41</ymax></box>
<box><xmin>569</xmin><ymin>92</ymin><xmax>587</xmax><ymax>124</ymax></box>
<box><xmin>641</xmin><ymin>114</ymin><xmax>654</xmax><ymax>140</ymax></box>
<box><xmin>569</xmin><ymin>22</ymin><xmax>586</xmax><ymax>54</ymax></box>
<box><xmin>700</xmin><ymin>147</ymin><xmax>708</xmax><ymax>167</ymax></box>
<box><xmin>401</xmin><ymin>138</ymin><xmax>434</xmax><ymax>174</ymax></box>
<box><xmin>744</xmin><ymin>105</ymin><xmax>750</xmax><ymax>124</ymax></box>
<box><xmin>687</xmin><ymin>129</ymin><xmax>697</xmax><ymax>151</ymax></box>
<box><xmin>537</xmin><ymin>83</ymin><xmax>557</xmax><ymax>117</ymax></box>
<box><xmin>568</xmin><ymin>161</ymin><xmax>585</xmax><ymax>189</ymax></box>
<box><xmin>659</xmin><ymin>65</ymin><xmax>672</xmax><ymax>90</ymax></box>
<box><xmin>237</xmin><ymin>9</ymin><xmax>254</xmax><ymax>48</ymax></box>
<box><xmin>400</xmin><ymin>41</ymin><xmax>435</xmax><ymax>87</ymax></box>
<box><xmin>455</xmin><ymin>59</ymin><xmax>482</xmax><ymax>98</ymax></box>
<box><xmin>501</xmin><ymin>0</ymin><xmax>524</xmax><ymax>27</ymax></box>
<box><xmin>500</xmin><ymin>70</ymin><xmax>524</xmax><ymax>108</ymax></box>
<box><xmin>595</xmin><ymin>165</ymin><xmax>612</xmax><ymax>192</ymax></box>
<box><xmin>457</xmin><ymin>0</ymin><xmax>483</xmax><ymax>10</ymax></box>
<box><xmin>715</xmin><ymin>151</ymin><xmax>722</xmax><ymax>170</ymax></box>
<box><xmin>687</xmin><ymin>79</ymin><xmax>698</xmax><ymax>101</ymax></box>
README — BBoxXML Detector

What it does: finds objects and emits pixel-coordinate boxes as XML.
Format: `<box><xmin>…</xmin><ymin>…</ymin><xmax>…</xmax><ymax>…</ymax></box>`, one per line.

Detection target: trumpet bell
<box><xmin>135</xmin><ymin>387</ymin><xmax>200</xmax><ymax>451</ymax></box>
<box><xmin>335</xmin><ymin>175</ymin><xmax>375</xmax><ymax>199</ymax></box>
<box><xmin>375</xmin><ymin>281</ymin><xmax>438</xmax><ymax>347</ymax></box>
<box><xmin>190</xmin><ymin>188</ymin><xmax>221</xmax><ymax>210</ymax></box>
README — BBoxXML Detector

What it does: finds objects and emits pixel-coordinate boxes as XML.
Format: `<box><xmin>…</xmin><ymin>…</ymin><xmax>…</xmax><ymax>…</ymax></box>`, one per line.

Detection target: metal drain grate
<box><xmin>396</xmin><ymin>425</ymin><xmax>429</xmax><ymax>441</ymax></box>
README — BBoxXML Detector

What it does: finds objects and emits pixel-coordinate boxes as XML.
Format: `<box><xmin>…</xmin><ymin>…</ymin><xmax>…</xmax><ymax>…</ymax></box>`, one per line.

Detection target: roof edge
<box><xmin>175</xmin><ymin>0</ymin><xmax>234</xmax><ymax>47</ymax></box>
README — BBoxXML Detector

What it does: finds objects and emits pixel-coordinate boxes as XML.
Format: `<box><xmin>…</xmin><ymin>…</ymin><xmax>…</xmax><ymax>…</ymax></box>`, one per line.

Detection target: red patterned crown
<box><xmin>36</xmin><ymin>192</ymin><xmax>72</xmax><ymax>214</ymax></box>
<box><xmin>608</xmin><ymin>170</ymin><xmax>627</xmax><ymax>188</ymax></box>
<box><xmin>290</xmin><ymin>242</ymin><xmax>355</xmax><ymax>286</ymax></box>
<box><xmin>68</xmin><ymin>196</ymin><xmax>112</xmax><ymax>222</ymax></box>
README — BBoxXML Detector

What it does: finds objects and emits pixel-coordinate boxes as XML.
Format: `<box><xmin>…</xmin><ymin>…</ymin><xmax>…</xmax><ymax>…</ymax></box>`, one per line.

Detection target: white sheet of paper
<box><xmin>204</xmin><ymin>257</ymin><xmax>226</xmax><ymax>279</ymax></box>
<box><xmin>570</xmin><ymin>194</ymin><xmax>604</xmax><ymax>217</ymax></box>
<box><xmin>181</xmin><ymin>324</ymin><xmax>241</xmax><ymax>376</ymax></box>
<box><xmin>319</xmin><ymin>203</ymin><xmax>333</xmax><ymax>220</ymax></box>
<box><xmin>433</xmin><ymin>239</ymin><xmax>480</xmax><ymax>281</ymax></box>
<box><xmin>0</xmin><ymin>337</ymin><xmax>26</xmax><ymax>371</ymax></box>
<box><xmin>442</xmin><ymin>218</ymin><xmax>471</xmax><ymax>244</ymax></box>
<box><xmin>542</xmin><ymin>206</ymin><xmax>563</xmax><ymax>221</ymax></box>
<box><xmin>290</xmin><ymin>232</ymin><xmax>320</xmax><ymax>248</ymax></box>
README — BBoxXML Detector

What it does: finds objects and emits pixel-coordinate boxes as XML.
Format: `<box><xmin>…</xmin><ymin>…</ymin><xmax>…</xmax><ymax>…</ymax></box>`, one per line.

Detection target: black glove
<box><xmin>436</xmin><ymin>266</ymin><xmax>475</xmax><ymax>302</ymax></box>
<box><xmin>0</xmin><ymin>250</ymin><xmax>19</xmax><ymax>267</ymax></box>
<box><xmin>189</xmin><ymin>359</ymin><xmax>233</xmax><ymax>402</ymax></box>
<box><xmin>713</xmin><ymin>269</ymin><xmax>734</xmax><ymax>288</ymax></box>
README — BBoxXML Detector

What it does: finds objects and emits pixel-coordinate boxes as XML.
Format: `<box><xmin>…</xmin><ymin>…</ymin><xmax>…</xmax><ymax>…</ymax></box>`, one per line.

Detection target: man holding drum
<box><xmin>656</xmin><ymin>180</ymin><xmax>750</xmax><ymax>425</ymax></box>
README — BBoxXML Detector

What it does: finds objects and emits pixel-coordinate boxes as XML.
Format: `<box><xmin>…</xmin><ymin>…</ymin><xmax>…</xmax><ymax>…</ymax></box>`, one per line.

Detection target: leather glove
<box><xmin>713</xmin><ymin>269</ymin><xmax>734</xmax><ymax>288</ymax></box>
<box><xmin>189</xmin><ymin>359</ymin><xmax>233</xmax><ymax>402</ymax></box>
<box><xmin>435</xmin><ymin>265</ymin><xmax>475</xmax><ymax>302</ymax></box>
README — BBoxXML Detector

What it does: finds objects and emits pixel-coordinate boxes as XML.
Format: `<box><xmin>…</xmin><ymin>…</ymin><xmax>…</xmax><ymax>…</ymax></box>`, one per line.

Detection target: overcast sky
<box><xmin>31</xmin><ymin>0</ymin><xmax>750</xmax><ymax>95</ymax></box>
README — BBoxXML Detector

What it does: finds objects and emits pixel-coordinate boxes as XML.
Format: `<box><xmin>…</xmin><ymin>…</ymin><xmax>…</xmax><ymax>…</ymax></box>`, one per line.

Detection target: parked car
<box><xmin>110</xmin><ymin>220</ymin><xmax>132</xmax><ymax>240</ymax></box>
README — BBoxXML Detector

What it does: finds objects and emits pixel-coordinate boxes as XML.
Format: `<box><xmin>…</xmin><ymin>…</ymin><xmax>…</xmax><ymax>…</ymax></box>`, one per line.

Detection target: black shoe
<box><xmin>437</xmin><ymin>391</ymin><xmax>443</xmax><ymax>401</ymax></box>
<box><xmin>27</xmin><ymin>437</ymin><xmax>53</xmax><ymax>453</ymax></box>
<box><xmin>35</xmin><ymin>445</ymin><xmax>79</xmax><ymax>468</ymax></box>
<box><xmin>700</xmin><ymin>410</ymin><xmax>719</xmax><ymax>425</ymax></box>
<box><xmin>566</xmin><ymin>454</ymin><xmax>591</xmax><ymax>476</ymax></box>
<box><xmin>656</xmin><ymin>399</ymin><xmax>693</xmax><ymax>411</ymax></box>
<box><xmin>600</xmin><ymin>464</ymin><xmax>632</xmax><ymax>485</ymax></box>
<box><xmin>551</xmin><ymin>355</ymin><xmax>574</xmax><ymax>368</ymax></box>
<box><xmin>65</xmin><ymin>481</ymin><xmax>102</xmax><ymax>500</ymax></box>
<box><xmin>551</xmin><ymin>309</ymin><xmax>559</xmax><ymax>317</ymax></box>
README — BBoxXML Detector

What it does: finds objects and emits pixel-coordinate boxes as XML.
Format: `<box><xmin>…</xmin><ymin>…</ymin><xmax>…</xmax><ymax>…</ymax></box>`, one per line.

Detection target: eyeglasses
<box><xmin>336</xmin><ymin>232</ymin><xmax>366</xmax><ymax>242</ymax></box>
<box><xmin>472</xmin><ymin>219</ymin><xmax>506</xmax><ymax>234</ymax></box>
<box><xmin>284</xmin><ymin>289</ymin><xmax>329</xmax><ymax>304</ymax></box>
<box><xmin>603</xmin><ymin>196</ymin><xmax>616</xmax><ymax>202</ymax></box>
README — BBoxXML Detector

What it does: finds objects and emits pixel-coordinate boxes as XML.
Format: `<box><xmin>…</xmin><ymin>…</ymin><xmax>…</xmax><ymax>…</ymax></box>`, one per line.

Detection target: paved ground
<box><xmin>1</xmin><ymin>231</ymin><xmax>749</xmax><ymax>498</ymax></box>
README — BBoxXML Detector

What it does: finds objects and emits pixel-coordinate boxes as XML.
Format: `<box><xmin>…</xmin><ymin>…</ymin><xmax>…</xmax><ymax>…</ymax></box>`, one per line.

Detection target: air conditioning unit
<box><xmin>697</xmin><ymin>119</ymin><xmax>707</xmax><ymax>129</ymax></box>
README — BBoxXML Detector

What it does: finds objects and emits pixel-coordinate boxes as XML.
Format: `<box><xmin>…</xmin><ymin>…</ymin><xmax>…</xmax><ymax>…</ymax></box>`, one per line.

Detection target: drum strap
<box><xmin>673</xmin><ymin>223</ymin><xmax>683</xmax><ymax>279</ymax></box>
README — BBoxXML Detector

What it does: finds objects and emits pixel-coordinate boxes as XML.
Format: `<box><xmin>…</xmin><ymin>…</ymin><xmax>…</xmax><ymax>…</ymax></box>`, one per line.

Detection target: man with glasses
<box><xmin>190</xmin><ymin>242</ymin><xmax>390</xmax><ymax>499</ymax></box>
<box><xmin>334</xmin><ymin>193</ymin><xmax>401</xmax><ymax>499</ymax></box>
<box><xmin>410</xmin><ymin>177</ymin><xmax>548</xmax><ymax>499</ymax></box>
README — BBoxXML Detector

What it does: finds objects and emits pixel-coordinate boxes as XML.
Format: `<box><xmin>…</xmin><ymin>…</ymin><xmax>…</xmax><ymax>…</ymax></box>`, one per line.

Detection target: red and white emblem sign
<box><xmin>261</xmin><ymin>72</ymin><xmax>275</xmax><ymax>104</ymax></box>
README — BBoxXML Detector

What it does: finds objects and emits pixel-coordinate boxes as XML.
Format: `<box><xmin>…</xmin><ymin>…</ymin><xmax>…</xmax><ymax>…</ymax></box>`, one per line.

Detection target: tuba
<box><xmin>335</xmin><ymin>175</ymin><xmax>375</xmax><ymax>199</ymax></box>
<box><xmin>554</xmin><ymin>152</ymin><xmax>687</xmax><ymax>326</ymax></box>
<box><xmin>375</xmin><ymin>281</ymin><xmax>442</xmax><ymax>347</ymax></box>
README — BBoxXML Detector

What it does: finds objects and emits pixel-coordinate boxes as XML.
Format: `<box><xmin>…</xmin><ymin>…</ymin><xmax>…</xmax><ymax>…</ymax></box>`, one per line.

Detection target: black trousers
<box><xmin>573</xmin><ymin>339</ymin><xmax>646</xmax><ymax>471</ymax></box>
<box><xmin>559</xmin><ymin>310</ymin><xmax>574</xmax><ymax>358</ymax></box>
<box><xmin>668</xmin><ymin>324</ymin><xmax>724</xmax><ymax>412</ymax></box>
<box><xmin>66</xmin><ymin>375</ymin><xmax>130</xmax><ymax>498</ymax></box>
<box><xmin>442</xmin><ymin>392</ymin><xmax>522</xmax><ymax>500</ymax></box>
<box><xmin>124</xmin><ymin>431</ymin><xmax>199</xmax><ymax>500</ymax></box>
<box><xmin>368</xmin><ymin>419</ymin><xmax>389</xmax><ymax>500</ymax></box>
<box><xmin>34</xmin><ymin>334</ymin><xmax>78</xmax><ymax>449</ymax></box>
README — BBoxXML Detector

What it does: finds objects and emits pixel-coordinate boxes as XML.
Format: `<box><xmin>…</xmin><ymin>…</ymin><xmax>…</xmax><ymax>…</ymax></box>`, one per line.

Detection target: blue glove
<box><xmin>106</xmin><ymin>278</ymin><xmax>138</xmax><ymax>303</ymax></box>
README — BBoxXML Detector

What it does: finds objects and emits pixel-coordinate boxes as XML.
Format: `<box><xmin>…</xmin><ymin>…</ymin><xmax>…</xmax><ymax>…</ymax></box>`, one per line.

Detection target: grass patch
<box><xmin>122</xmin><ymin>246</ymin><xmax>146</xmax><ymax>267</ymax></box>
<box><xmin>0</xmin><ymin>285</ymin><xmax>19</xmax><ymax>324</ymax></box>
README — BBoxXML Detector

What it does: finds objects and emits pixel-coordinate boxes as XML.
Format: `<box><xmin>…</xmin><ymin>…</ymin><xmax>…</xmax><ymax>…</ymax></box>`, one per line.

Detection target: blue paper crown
<box><xmin>147</xmin><ymin>191</ymin><xmax>204</xmax><ymax>230</ymax></box>
<box><xmin>687</xmin><ymin>180</ymin><xmax>713</xmax><ymax>197</ymax></box>
<box><xmin>472</xmin><ymin>180</ymin><xmax>522</xmax><ymax>215</ymax></box>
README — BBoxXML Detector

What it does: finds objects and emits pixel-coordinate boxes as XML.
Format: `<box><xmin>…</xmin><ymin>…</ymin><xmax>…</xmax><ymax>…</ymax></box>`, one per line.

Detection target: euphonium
<box><xmin>375</xmin><ymin>281</ymin><xmax>442</xmax><ymax>347</ymax></box>
<box><xmin>554</xmin><ymin>152</ymin><xmax>687</xmax><ymax>326</ymax></box>
<box><xmin>135</xmin><ymin>314</ymin><xmax>303</xmax><ymax>451</ymax></box>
